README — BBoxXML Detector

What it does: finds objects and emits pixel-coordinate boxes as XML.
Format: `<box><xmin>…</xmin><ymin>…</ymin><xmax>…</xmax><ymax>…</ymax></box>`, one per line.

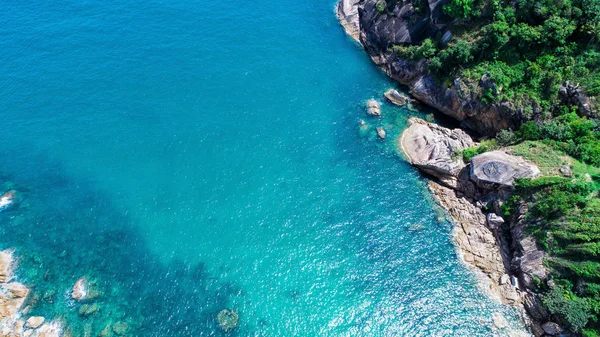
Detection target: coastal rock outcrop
<box><xmin>400</xmin><ymin>117</ymin><xmax>474</xmax><ymax>188</ymax></box>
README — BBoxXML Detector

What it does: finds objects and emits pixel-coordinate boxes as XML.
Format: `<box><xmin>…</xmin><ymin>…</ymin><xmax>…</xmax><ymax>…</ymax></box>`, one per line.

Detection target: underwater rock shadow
<box><xmin>0</xmin><ymin>158</ymin><xmax>244</xmax><ymax>337</ymax></box>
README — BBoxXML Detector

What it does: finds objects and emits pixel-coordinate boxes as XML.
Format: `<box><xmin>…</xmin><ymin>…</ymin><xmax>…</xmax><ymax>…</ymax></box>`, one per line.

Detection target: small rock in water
<box><xmin>217</xmin><ymin>309</ymin><xmax>239</xmax><ymax>332</ymax></box>
<box><xmin>492</xmin><ymin>312</ymin><xmax>508</xmax><ymax>329</ymax></box>
<box><xmin>376</xmin><ymin>127</ymin><xmax>386</xmax><ymax>139</ymax></box>
<box><xmin>25</xmin><ymin>316</ymin><xmax>45</xmax><ymax>329</ymax></box>
<box><xmin>366</xmin><ymin>99</ymin><xmax>381</xmax><ymax>116</ymax></box>
<box><xmin>384</xmin><ymin>89</ymin><xmax>407</xmax><ymax>105</ymax></box>
<box><xmin>0</xmin><ymin>190</ymin><xmax>16</xmax><ymax>211</ymax></box>
<box><xmin>72</xmin><ymin>277</ymin><xmax>88</xmax><ymax>301</ymax></box>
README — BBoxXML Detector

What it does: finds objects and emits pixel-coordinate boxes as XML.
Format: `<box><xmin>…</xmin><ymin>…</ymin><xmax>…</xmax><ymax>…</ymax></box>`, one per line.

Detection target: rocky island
<box><xmin>338</xmin><ymin>0</ymin><xmax>600</xmax><ymax>335</ymax></box>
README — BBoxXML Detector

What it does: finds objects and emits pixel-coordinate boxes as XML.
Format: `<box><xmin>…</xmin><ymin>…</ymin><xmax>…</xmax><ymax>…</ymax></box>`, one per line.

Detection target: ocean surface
<box><xmin>0</xmin><ymin>1</ymin><xmax>528</xmax><ymax>336</ymax></box>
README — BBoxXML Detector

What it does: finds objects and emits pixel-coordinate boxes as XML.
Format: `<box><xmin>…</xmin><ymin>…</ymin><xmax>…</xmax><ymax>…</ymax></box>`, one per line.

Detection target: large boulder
<box><xmin>470</xmin><ymin>150</ymin><xmax>540</xmax><ymax>188</ymax></box>
<box><xmin>400</xmin><ymin>117</ymin><xmax>474</xmax><ymax>187</ymax></box>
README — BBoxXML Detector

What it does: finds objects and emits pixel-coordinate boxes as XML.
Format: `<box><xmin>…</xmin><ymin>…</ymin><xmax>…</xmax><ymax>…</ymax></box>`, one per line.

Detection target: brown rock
<box><xmin>112</xmin><ymin>322</ymin><xmax>128</xmax><ymax>336</ymax></box>
<box><xmin>376</xmin><ymin>127</ymin><xmax>386</xmax><ymax>139</ymax></box>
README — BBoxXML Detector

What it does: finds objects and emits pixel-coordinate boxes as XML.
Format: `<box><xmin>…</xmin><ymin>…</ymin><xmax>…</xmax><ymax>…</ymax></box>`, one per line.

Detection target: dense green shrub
<box><xmin>542</xmin><ymin>286</ymin><xmax>592</xmax><ymax>332</ymax></box>
<box><xmin>443</xmin><ymin>0</ymin><xmax>476</xmax><ymax>19</ymax></box>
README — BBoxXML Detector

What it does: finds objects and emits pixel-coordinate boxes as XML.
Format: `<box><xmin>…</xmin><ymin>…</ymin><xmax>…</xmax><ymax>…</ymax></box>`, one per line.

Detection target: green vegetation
<box><xmin>391</xmin><ymin>0</ymin><xmax>600</xmax><ymax>113</ymax></box>
<box><xmin>461</xmin><ymin>140</ymin><xmax>496</xmax><ymax>161</ymax></box>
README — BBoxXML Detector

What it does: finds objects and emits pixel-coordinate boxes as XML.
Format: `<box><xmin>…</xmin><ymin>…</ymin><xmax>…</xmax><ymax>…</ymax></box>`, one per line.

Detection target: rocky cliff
<box><xmin>336</xmin><ymin>0</ymin><xmax>526</xmax><ymax>136</ymax></box>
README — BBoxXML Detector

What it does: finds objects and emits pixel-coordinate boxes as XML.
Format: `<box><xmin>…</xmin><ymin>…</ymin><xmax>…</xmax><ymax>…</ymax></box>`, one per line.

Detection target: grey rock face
<box><xmin>470</xmin><ymin>151</ymin><xmax>540</xmax><ymax>188</ymax></box>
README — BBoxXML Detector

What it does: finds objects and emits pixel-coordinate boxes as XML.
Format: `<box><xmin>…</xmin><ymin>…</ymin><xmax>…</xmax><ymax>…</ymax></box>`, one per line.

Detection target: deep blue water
<box><xmin>0</xmin><ymin>1</ymin><xmax>528</xmax><ymax>336</ymax></box>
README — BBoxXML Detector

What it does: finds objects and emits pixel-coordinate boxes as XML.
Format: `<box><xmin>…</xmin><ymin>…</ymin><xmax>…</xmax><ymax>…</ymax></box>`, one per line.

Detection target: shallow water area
<box><xmin>0</xmin><ymin>0</ymin><xmax>529</xmax><ymax>336</ymax></box>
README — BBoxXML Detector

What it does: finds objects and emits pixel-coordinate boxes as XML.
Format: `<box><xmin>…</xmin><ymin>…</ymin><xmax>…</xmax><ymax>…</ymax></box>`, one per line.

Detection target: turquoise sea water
<box><xmin>0</xmin><ymin>1</ymin><xmax>528</xmax><ymax>336</ymax></box>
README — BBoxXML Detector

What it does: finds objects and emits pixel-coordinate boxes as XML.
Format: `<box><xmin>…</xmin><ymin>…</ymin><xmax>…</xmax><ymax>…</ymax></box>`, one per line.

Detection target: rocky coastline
<box><xmin>336</xmin><ymin>1</ymin><xmax>563</xmax><ymax>335</ymax></box>
<box><xmin>336</xmin><ymin>0</ymin><xmax>527</xmax><ymax>137</ymax></box>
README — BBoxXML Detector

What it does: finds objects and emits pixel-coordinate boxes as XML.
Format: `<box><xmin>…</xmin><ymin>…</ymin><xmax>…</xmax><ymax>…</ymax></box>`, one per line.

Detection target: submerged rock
<box><xmin>376</xmin><ymin>127</ymin><xmax>386</xmax><ymax>139</ymax></box>
<box><xmin>470</xmin><ymin>151</ymin><xmax>540</xmax><ymax>188</ymax></box>
<box><xmin>217</xmin><ymin>309</ymin><xmax>239</xmax><ymax>332</ymax></box>
<box><xmin>112</xmin><ymin>322</ymin><xmax>128</xmax><ymax>336</ymax></box>
<box><xmin>78</xmin><ymin>303</ymin><xmax>99</xmax><ymax>316</ymax></box>
<box><xmin>366</xmin><ymin>99</ymin><xmax>381</xmax><ymax>116</ymax></box>
<box><xmin>384</xmin><ymin>89</ymin><xmax>408</xmax><ymax>106</ymax></box>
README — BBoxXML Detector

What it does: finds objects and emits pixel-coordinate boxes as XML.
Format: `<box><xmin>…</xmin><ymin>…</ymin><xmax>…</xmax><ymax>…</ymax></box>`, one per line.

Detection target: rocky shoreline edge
<box><xmin>335</xmin><ymin>1</ymin><xmax>564</xmax><ymax>335</ymax></box>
